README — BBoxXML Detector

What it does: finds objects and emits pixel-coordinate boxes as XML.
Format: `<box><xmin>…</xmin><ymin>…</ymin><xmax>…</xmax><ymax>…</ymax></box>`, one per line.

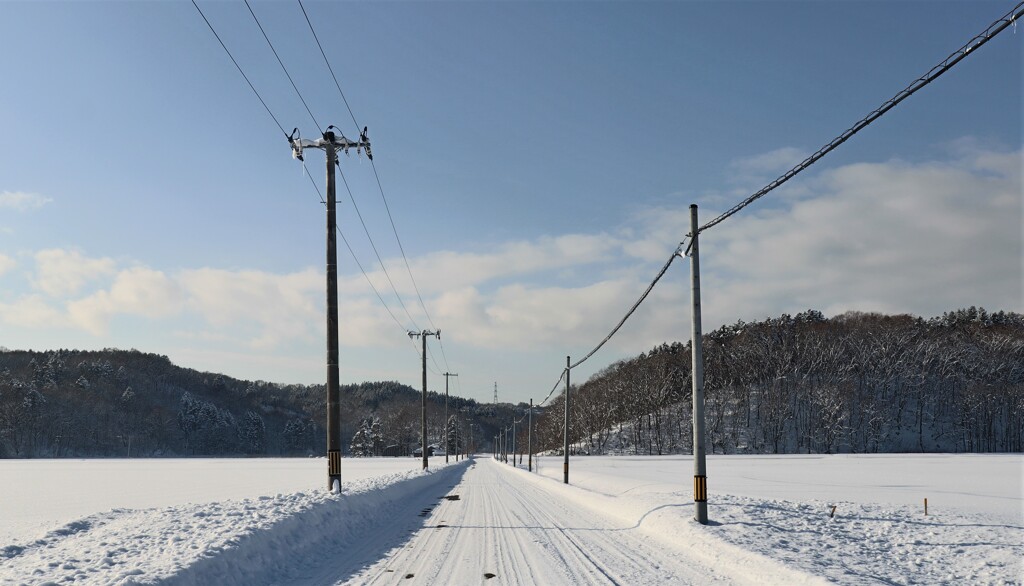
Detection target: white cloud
<box><xmin>67</xmin><ymin>267</ymin><xmax>183</xmax><ymax>334</ymax></box>
<box><xmin>431</xmin><ymin>276</ymin><xmax>682</xmax><ymax>353</ymax></box>
<box><xmin>0</xmin><ymin>254</ymin><xmax>15</xmax><ymax>277</ymax></box>
<box><xmin>178</xmin><ymin>267</ymin><xmax>321</xmax><ymax>349</ymax></box>
<box><xmin>5</xmin><ymin>145</ymin><xmax>1016</xmax><ymax>390</ymax></box>
<box><xmin>32</xmin><ymin>249</ymin><xmax>116</xmax><ymax>297</ymax></box>
<box><xmin>730</xmin><ymin>147</ymin><xmax>809</xmax><ymax>176</ymax></box>
<box><xmin>339</xmin><ymin>233</ymin><xmax>621</xmax><ymax>299</ymax></box>
<box><xmin>0</xmin><ymin>295</ymin><xmax>63</xmax><ymax>329</ymax></box>
<box><xmin>697</xmin><ymin>151</ymin><xmax>1022</xmax><ymax>326</ymax></box>
<box><xmin>0</xmin><ymin>191</ymin><xmax>52</xmax><ymax>211</ymax></box>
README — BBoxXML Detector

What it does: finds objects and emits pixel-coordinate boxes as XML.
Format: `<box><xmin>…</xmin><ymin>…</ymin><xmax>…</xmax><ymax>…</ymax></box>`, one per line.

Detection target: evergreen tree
<box><xmin>350</xmin><ymin>418</ymin><xmax>373</xmax><ymax>457</ymax></box>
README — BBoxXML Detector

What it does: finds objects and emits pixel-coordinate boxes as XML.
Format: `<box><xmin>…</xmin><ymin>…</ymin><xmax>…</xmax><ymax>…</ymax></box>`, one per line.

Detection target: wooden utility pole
<box><xmin>289</xmin><ymin>128</ymin><xmax>370</xmax><ymax>492</ymax></box>
<box><xmin>408</xmin><ymin>330</ymin><xmax>440</xmax><ymax>470</ymax></box>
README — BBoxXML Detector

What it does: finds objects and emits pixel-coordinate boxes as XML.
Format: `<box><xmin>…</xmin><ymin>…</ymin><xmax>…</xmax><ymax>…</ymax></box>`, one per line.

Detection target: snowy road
<box><xmin>3</xmin><ymin>456</ymin><xmax>1017</xmax><ymax>584</ymax></box>
<box><xmin>348</xmin><ymin>458</ymin><xmax>746</xmax><ymax>585</ymax></box>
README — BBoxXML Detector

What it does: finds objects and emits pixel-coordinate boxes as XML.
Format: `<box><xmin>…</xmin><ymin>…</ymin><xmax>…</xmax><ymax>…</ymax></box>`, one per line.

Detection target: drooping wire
<box><xmin>532</xmin><ymin>3</ymin><xmax>1024</xmax><ymax>411</ymax></box>
<box><xmin>698</xmin><ymin>1</ymin><xmax>1024</xmax><ymax>234</ymax></box>
<box><xmin>569</xmin><ymin>246</ymin><xmax>681</xmax><ymax>371</ymax></box>
<box><xmin>244</xmin><ymin>0</ymin><xmax>322</xmax><ymax>132</ymax></box>
<box><xmin>191</xmin><ymin>0</ymin><xmax>287</xmax><ymax>137</ymax></box>
<box><xmin>539</xmin><ymin>369</ymin><xmax>566</xmax><ymax>407</ymax></box>
<box><xmin>534</xmin><ymin>245</ymin><xmax>681</xmax><ymax>407</ymax></box>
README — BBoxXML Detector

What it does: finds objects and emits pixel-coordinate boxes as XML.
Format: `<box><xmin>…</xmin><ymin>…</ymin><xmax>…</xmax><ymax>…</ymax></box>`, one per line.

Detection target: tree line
<box><xmin>531</xmin><ymin>308</ymin><xmax>1023</xmax><ymax>455</ymax></box>
<box><xmin>0</xmin><ymin>348</ymin><xmax>517</xmax><ymax>458</ymax></box>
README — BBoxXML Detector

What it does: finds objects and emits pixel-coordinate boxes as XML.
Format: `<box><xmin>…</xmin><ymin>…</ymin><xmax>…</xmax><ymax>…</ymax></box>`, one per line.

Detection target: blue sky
<box><xmin>1</xmin><ymin>1</ymin><xmax>1020</xmax><ymax>406</ymax></box>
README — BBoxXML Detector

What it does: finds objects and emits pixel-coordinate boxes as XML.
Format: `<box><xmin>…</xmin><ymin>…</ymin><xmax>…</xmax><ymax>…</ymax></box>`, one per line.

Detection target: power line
<box><xmin>191</xmin><ymin>0</ymin><xmax>287</xmax><ymax>137</ymax></box>
<box><xmin>244</xmin><ymin>0</ymin><xmax>321</xmax><ymax>132</ymax></box>
<box><xmin>297</xmin><ymin>0</ymin><xmax>360</xmax><ymax>135</ymax></box>
<box><xmin>295</xmin><ymin>0</ymin><xmax>449</xmax><ymax>372</ymax></box>
<box><xmin>194</xmin><ymin>0</ymin><xmax>438</xmax><ymax>380</ymax></box>
<box><xmin>535</xmin><ymin>3</ymin><xmax>1024</xmax><ymax>409</ymax></box>
<box><xmin>303</xmin><ymin>169</ymin><xmax>430</xmax><ymax>370</ymax></box>
<box><xmin>698</xmin><ymin>1</ymin><xmax>1024</xmax><ymax>235</ymax></box>
<box><xmin>335</xmin><ymin>163</ymin><xmax>421</xmax><ymax>331</ymax></box>
<box><xmin>334</xmin><ymin>162</ymin><xmax>446</xmax><ymax>375</ymax></box>
<box><xmin>539</xmin><ymin>369</ymin><xmax>566</xmax><ymax>407</ymax></box>
<box><xmin>570</xmin><ymin>247</ymin><xmax>682</xmax><ymax>371</ymax></box>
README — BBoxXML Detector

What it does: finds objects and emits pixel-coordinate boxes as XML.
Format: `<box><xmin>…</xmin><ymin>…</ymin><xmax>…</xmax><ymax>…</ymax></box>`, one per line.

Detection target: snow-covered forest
<box><xmin>0</xmin><ymin>350</ymin><xmax>513</xmax><ymax>459</ymax></box>
<box><xmin>1</xmin><ymin>307</ymin><xmax>1020</xmax><ymax>459</ymax></box>
<box><xmin>534</xmin><ymin>308</ymin><xmax>1023</xmax><ymax>456</ymax></box>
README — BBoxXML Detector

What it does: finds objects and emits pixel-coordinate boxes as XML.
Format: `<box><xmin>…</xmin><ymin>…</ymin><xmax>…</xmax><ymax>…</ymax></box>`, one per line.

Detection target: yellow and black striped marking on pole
<box><xmin>328</xmin><ymin>450</ymin><xmax>341</xmax><ymax>476</ymax></box>
<box><xmin>694</xmin><ymin>475</ymin><xmax>707</xmax><ymax>502</ymax></box>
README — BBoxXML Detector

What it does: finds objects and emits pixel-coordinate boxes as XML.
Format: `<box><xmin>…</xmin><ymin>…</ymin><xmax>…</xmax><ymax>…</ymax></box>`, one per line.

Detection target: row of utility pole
<box><xmin>292</xmin><ymin>128</ymin><xmax>471</xmax><ymax>483</ymax></box>
<box><xmin>493</xmin><ymin>399</ymin><xmax>535</xmax><ymax>472</ymax></box>
<box><xmin>290</xmin><ymin>127</ymin><xmax>708</xmax><ymax>524</ymax></box>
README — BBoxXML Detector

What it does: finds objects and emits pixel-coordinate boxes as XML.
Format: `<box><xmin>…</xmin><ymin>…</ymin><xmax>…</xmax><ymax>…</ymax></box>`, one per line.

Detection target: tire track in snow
<box><xmin>353</xmin><ymin>457</ymin><xmax>721</xmax><ymax>585</ymax></box>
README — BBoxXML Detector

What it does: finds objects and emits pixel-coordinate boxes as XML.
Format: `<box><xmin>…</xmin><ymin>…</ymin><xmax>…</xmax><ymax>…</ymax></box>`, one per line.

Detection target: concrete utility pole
<box><xmin>443</xmin><ymin>372</ymin><xmax>458</xmax><ymax>463</ymax></box>
<box><xmin>528</xmin><ymin>399</ymin><xmax>533</xmax><ymax>472</ymax></box>
<box><xmin>688</xmin><ymin>204</ymin><xmax>709</xmax><ymax>524</ymax></box>
<box><xmin>563</xmin><ymin>356</ymin><xmax>571</xmax><ymax>484</ymax></box>
<box><xmin>289</xmin><ymin>128</ymin><xmax>371</xmax><ymax>492</ymax></box>
<box><xmin>512</xmin><ymin>419</ymin><xmax>517</xmax><ymax>468</ymax></box>
<box><xmin>408</xmin><ymin>330</ymin><xmax>440</xmax><ymax>470</ymax></box>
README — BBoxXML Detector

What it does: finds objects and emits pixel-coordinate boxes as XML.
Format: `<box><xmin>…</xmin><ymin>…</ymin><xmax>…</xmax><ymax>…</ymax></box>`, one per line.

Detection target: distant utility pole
<box><xmin>687</xmin><ymin>204</ymin><xmax>709</xmax><ymax>524</ymax></box>
<box><xmin>528</xmin><ymin>399</ymin><xmax>533</xmax><ymax>472</ymax></box>
<box><xmin>409</xmin><ymin>330</ymin><xmax>440</xmax><ymax>470</ymax></box>
<box><xmin>443</xmin><ymin>372</ymin><xmax>458</xmax><ymax>463</ymax></box>
<box><xmin>512</xmin><ymin>418</ymin><xmax>517</xmax><ymax>467</ymax></box>
<box><xmin>493</xmin><ymin>382</ymin><xmax>498</xmax><ymax>405</ymax></box>
<box><xmin>563</xmin><ymin>355</ymin><xmax>570</xmax><ymax>484</ymax></box>
<box><xmin>289</xmin><ymin>127</ymin><xmax>371</xmax><ymax>492</ymax></box>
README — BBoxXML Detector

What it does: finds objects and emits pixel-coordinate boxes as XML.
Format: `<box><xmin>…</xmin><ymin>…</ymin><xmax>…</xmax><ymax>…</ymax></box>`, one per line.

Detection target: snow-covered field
<box><xmin>1</xmin><ymin>454</ymin><xmax>1020</xmax><ymax>584</ymax></box>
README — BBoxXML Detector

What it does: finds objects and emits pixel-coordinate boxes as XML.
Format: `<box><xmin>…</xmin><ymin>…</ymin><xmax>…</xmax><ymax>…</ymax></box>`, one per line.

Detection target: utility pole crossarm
<box><xmin>290</xmin><ymin>127</ymin><xmax>372</xmax><ymax>162</ymax></box>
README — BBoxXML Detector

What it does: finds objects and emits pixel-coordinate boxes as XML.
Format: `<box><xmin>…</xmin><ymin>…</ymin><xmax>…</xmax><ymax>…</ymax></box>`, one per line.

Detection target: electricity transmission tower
<box><xmin>289</xmin><ymin>128</ymin><xmax>371</xmax><ymax>492</ymax></box>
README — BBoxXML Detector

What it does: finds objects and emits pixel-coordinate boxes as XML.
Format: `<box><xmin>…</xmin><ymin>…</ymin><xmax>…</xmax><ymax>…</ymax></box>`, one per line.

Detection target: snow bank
<box><xmin>523</xmin><ymin>454</ymin><xmax>1023</xmax><ymax>585</ymax></box>
<box><xmin>0</xmin><ymin>457</ymin><xmax>428</xmax><ymax>544</ymax></box>
<box><xmin>0</xmin><ymin>461</ymin><xmax>470</xmax><ymax>585</ymax></box>
<box><xmin>501</xmin><ymin>460</ymin><xmax>829</xmax><ymax>586</ymax></box>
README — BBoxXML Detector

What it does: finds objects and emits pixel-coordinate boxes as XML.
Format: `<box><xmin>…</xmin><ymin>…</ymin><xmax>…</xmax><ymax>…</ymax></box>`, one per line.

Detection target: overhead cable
<box><xmin>297</xmin><ymin>0</ymin><xmax>361</xmax><ymax>135</ymax></box>
<box><xmin>191</xmin><ymin>0</ymin><xmax>287</xmax><ymax>137</ymax></box>
<box><xmin>698</xmin><ymin>1</ymin><xmax>1024</xmax><ymax>234</ymax></box>
<box><xmin>244</xmin><ymin>0</ymin><xmax>322</xmax><ymax>132</ymax></box>
<box><xmin>539</xmin><ymin>369</ymin><xmax>566</xmax><ymax>407</ymax></box>
<box><xmin>569</xmin><ymin>247</ymin><xmax>682</xmax><ymax>371</ymax></box>
<box><xmin>304</xmin><ymin>171</ymin><xmax>427</xmax><ymax>367</ymax></box>
<box><xmin>295</xmin><ymin>0</ymin><xmax>449</xmax><ymax>371</ymax></box>
<box><xmin>336</xmin><ymin>165</ymin><xmax>421</xmax><ymax>331</ymax></box>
